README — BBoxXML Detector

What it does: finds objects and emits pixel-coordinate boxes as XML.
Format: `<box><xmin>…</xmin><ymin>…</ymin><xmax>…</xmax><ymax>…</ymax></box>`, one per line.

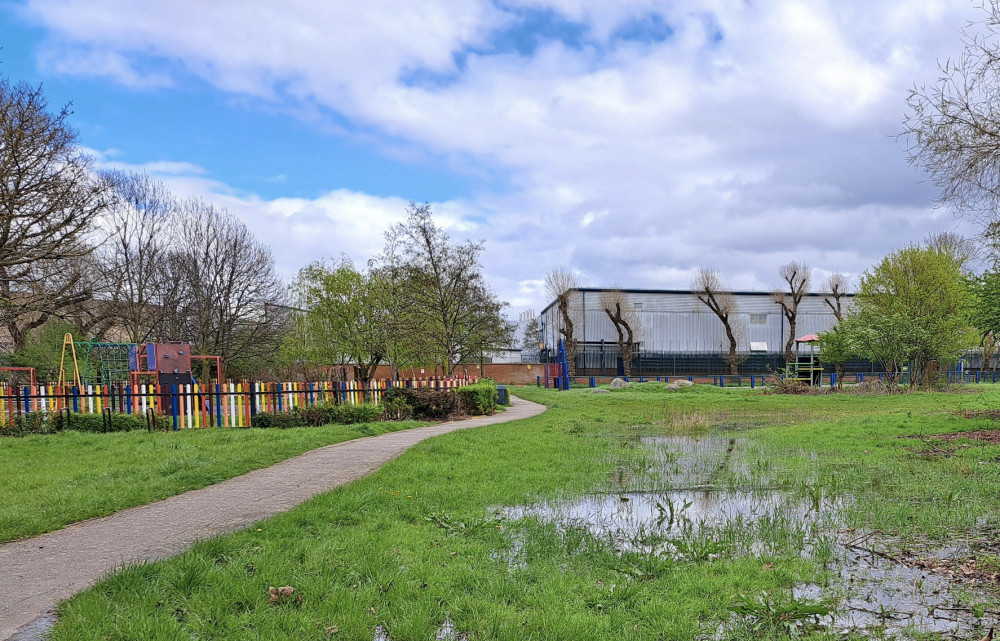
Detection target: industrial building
<box><xmin>537</xmin><ymin>288</ymin><xmax>855</xmax><ymax>376</ymax></box>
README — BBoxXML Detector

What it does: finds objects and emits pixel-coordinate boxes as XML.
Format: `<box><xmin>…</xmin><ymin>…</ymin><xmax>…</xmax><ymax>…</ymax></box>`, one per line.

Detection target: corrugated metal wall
<box><xmin>540</xmin><ymin>290</ymin><xmax>846</xmax><ymax>354</ymax></box>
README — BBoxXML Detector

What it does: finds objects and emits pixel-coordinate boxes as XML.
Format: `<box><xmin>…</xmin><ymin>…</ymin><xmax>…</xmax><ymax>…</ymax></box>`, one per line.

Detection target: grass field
<box><xmin>43</xmin><ymin>383</ymin><xmax>1000</xmax><ymax>640</ymax></box>
<box><xmin>0</xmin><ymin>419</ymin><xmax>427</xmax><ymax>542</ymax></box>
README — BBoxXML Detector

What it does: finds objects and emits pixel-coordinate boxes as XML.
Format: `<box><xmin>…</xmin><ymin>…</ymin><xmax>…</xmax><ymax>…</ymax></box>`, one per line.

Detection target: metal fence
<box><xmin>0</xmin><ymin>377</ymin><xmax>477</xmax><ymax>430</ymax></box>
<box><xmin>537</xmin><ymin>347</ymin><xmax>882</xmax><ymax>377</ymax></box>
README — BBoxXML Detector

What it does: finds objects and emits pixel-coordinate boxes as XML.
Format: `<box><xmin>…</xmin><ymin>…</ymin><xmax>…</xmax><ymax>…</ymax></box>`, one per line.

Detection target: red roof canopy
<box><xmin>795</xmin><ymin>333</ymin><xmax>819</xmax><ymax>343</ymax></box>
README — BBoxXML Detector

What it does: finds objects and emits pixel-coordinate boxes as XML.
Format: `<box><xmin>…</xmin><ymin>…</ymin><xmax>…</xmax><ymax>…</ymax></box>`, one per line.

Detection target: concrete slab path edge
<box><xmin>1</xmin><ymin>395</ymin><xmax>547</xmax><ymax>640</ymax></box>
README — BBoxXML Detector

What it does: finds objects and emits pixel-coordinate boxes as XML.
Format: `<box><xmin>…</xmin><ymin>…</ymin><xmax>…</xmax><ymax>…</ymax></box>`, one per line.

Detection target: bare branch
<box><xmin>545</xmin><ymin>267</ymin><xmax>580</xmax><ymax>375</ymax></box>
<box><xmin>772</xmin><ymin>261</ymin><xmax>812</xmax><ymax>362</ymax></box>
<box><xmin>600</xmin><ymin>288</ymin><xmax>642</xmax><ymax>377</ymax></box>
<box><xmin>692</xmin><ymin>268</ymin><xmax>744</xmax><ymax>374</ymax></box>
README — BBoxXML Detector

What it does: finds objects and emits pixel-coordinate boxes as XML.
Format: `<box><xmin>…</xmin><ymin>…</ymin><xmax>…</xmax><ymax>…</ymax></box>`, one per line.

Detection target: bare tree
<box><xmin>904</xmin><ymin>2</ymin><xmax>1000</xmax><ymax>226</ymax></box>
<box><xmin>772</xmin><ymin>262</ymin><xmax>812</xmax><ymax>363</ymax></box>
<box><xmin>693</xmin><ymin>268</ymin><xmax>745</xmax><ymax>375</ymax></box>
<box><xmin>924</xmin><ymin>230</ymin><xmax>981</xmax><ymax>274</ymax></box>
<box><xmin>600</xmin><ymin>288</ymin><xmax>642</xmax><ymax>377</ymax></box>
<box><xmin>823</xmin><ymin>273</ymin><xmax>849</xmax><ymax>322</ymax></box>
<box><xmin>97</xmin><ymin>170</ymin><xmax>177</xmax><ymax>343</ymax></box>
<box><xmin>0</xmin><ymin>78</ymin><xmax>112</xmax><ymax>349</ymax></box>
<box><xmin>545</xmin><ymin>267</ymin><xmax>580</xmax><ymax>376</ymax></box>
<box><xmin>167</xmin><ymin>199</ymin><xmax>286</xmax><ymax>370</ymax></box>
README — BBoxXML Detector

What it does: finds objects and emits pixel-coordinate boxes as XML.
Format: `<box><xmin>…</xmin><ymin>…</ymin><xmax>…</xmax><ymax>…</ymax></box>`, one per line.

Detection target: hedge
<box><xmin>0</xmin><ymin>411</ymin><xmax>172</xmax><ymax>437</ymax></box>
<box><xmin>455</xmin><ymin>381</ymin><xmax>498</xmax><ymax>415</ymax></box>
<box><xmin>253</xmin><ymin>403</ymin><xmax>383</xmax><ymax>429</ymax></box>
<box><xmin>381</xmin><ymin>388</ymin><xmax>460</xmax><ymax>420</ymax></box>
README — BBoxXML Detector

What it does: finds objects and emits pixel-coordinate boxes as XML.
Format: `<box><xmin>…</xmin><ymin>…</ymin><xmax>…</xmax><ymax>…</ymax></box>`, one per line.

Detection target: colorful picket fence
<box><xmin>0</xmin><ymin>376</ymin><xmax>477</xmax><ymax>430</ymax></box>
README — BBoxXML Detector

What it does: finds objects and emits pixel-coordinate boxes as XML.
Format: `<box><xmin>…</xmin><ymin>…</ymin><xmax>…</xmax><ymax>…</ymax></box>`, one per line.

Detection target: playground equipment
<box><xmin>0</xmin><ymin>367</ymin><xmax>37</xmax><ymax>387</ymax></box>
<box><xmin>785</xmin><ymin>334</ymin><xmax>823</xmax><ymax>386</ymax></box>
<box><xmin>557</xmin><ymin>339</ymin><xmax>571</xmax><ymax>390</ymax></box>
<box><xmin>56</xmin><ymin>333</ymin><xmax>221</xmax><ymax>388</ymax></box>
<box><xmin>58</xmin><ymin>333</ymin><xmax>82</xmax><ymax>388</ymax></box>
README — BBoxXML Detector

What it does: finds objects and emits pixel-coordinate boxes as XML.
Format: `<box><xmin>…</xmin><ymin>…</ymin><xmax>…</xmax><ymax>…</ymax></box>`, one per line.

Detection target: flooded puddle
<box><xmin>373</xmin><ymin>620</ymin><xmax>467</xmax><ymax>641</ymax></box>
<box><xmin>499</xmin><ymin>432</ymin><xmax>1000</xmax><ymax>639</ymax></box>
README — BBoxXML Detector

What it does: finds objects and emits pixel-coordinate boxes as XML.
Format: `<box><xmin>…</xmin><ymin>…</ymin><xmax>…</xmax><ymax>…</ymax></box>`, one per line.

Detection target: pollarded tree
<box><xmin>693</xmin><ymin>268</ymin><xmax>746</xmax><ymax>375</ymax></box>
<box><xmin>819</xmin><ymin>273</ymin><xmax>851</xmax><ymax>388</ymax></box>
<box><xmin>772</xmin><ymin>262</ymin><xmax>812</xmax><ymax>364</ymax></box>
<box><xmin>843</xmin><ymin>245</ymin><xmax>976</xmax><ymax>389</ymax></box>
<box><xmin>823</xmin><ymin>273</ymin><xmax>848</xmax><ymax>322</ymax></box>
<box><xmin>545</xmin><ymin>267</ymin><xmax>580</xmax><ymax>375</ymax></box>
<box><xmin>600</xmin><ymin>288</ymin><xmax>642</xmax><ymax>377</ymax></box>
<box><xmin>0</xmin><ymin>78</ymin><xmax>112</xmax><ymax>348</ymax></box>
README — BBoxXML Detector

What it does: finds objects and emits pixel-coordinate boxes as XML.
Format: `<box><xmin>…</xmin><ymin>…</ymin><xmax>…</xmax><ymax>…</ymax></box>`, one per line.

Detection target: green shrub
<box><xmin>297</xmin><ymin>404</ymin><xmax>337</xmax><ymax>427</ymax></box>
<box><xmin>331</xmin><ymin>403</ymin><xmax>381</xmax><ymax>424</ymax></box>
<box><xmin>251</xmin><ymin>411</ymin><xmax>306</xmax><ymax>429</ymax></box>
<box><xmin>456</xmin><ymin>382</ymin><xmax>498</xmax><ymax>415</ymax></box>
<box><xmin>381</xmin><ymin>395</ymin><xmax>413</xmax><ymax>420</ymax></box>
<box><xmin>0</xmin><ymin>412</ymin><xmax>53</xmax><ymax>437</ymax></box>
<box><xmin>49</xmin><ymin>411</ymin><xmax>172</xmax><ymax>433</ymax></box>
<box><xmin>256</xmin><ymin>403</ymin><xmax>382</xmax><ymax>428</ymax></box>
<box><xmin>382</xmin><ymin>387</ymin><xmax>461</xmax><ymax>420</ymax></box>
<box><xmin>0</xmin><ymin>411</ymin><xmax>175</xmax><ymax>437</ymax></box>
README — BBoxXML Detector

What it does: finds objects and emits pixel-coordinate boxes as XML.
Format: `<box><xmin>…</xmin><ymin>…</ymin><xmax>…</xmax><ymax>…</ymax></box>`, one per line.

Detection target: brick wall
<box><xmin>371</xmin><ymin>363</ymin><xmax>548</xmax><ymax>385</ymax></box>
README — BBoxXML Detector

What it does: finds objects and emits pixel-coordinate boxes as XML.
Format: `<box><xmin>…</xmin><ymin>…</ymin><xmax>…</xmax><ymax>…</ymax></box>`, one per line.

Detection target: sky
<box><xmin>0</xmin><ymin>0</ymin><xmax>985</xmax><ymax>315</ymax></box>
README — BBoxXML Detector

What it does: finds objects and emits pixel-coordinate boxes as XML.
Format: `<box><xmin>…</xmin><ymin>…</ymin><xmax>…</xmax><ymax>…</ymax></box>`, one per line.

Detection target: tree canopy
<box><xmin>842</xmin><ymin>245</ymin><xmax>975</xmax><ymax>387</ymax></box>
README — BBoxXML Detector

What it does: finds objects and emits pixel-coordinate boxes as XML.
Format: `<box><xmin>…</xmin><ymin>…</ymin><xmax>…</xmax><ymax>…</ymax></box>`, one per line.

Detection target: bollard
<box><xmin>590</xmin><ymin>377</ymin><xmax>596</xmax><ymax>388</ymax></box>
<box><xmin>750</xmin><ymin>375</ymin><xmax>755</xmax><ymax>389</ymax></box>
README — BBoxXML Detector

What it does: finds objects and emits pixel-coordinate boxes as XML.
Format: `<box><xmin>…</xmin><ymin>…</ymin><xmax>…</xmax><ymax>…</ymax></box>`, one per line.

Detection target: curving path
<box><xmin>0</xmin><ymin>396</ymin><xmax>546</xmax><ymax>640</ymax></box>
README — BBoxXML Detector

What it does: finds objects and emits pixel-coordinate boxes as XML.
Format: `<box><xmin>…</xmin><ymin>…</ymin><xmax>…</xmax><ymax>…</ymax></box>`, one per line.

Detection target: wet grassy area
<box><xmin>0</xmin><ymin>418</ymin><xmax>430</xmax><ymax>542</ymax></box>
<box><xmin>45</xmin><ymin>384</ymin><xmax>1000</xmax><ymax>640</ymax></box>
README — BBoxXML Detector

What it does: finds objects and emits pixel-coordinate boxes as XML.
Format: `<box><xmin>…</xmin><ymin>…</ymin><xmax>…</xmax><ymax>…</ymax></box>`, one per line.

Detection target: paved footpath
<box><xmin>0</xmin><ymin>396</ymin><xmax>546</xmax><ymax>640</ymax></box>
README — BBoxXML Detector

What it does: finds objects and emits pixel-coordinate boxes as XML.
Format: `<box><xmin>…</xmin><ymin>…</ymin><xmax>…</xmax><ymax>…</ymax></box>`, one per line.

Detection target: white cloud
<box><xmin>19</xmin><ymin>0</ymin><xmax>989</xmax><ymax>313</ymax></box>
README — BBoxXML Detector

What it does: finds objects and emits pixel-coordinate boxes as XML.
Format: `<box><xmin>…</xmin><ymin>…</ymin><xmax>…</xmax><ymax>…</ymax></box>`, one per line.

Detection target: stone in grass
<box><xmin>666</xmin><ymin>380</ymin><xmax>694</xmax><ymax>391</ymax></box>
<box><xmin>608</xmin><ymin>377</ymin><xmax>630</xmax><ymax>390</ymax></box>
<box><xmin>591</xmin><ymin>389</ymin><xmax>611</xmax><ymax>394</ymax></box>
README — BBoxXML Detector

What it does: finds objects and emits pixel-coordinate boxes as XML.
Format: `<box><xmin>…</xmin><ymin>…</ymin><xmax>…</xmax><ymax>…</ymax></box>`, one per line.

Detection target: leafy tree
<box><xmin>967</xmin><ymin>270</ymin><xmax>1000</xmax><ymax>371</ymax></box>
<box><xmin>378</xmin><ymin>203</ymin><xmax>513</xmax><ymax>375</ymax></box>
<box><xmin>520</xmin><ymin>314</ymin><xmax>541</xmax><ymax>352</ymax></box>
<box><xmin>2</xmin><ymin>318</ymin><xmax>83</xmax><ymax>382</ymax></box>
<box><xmin>817</xmin><ymin>326</ymin><xmax>851</xmax><ymax>389</ymax></box>
<box><xmin>843</xmin><ymin>245</ymin><xmax>976</xmax><ymax>388</ymax></box>
<box><xmin>291</xmin><ymin>256</ymin><xmax>388</xmax><ymax>385</ymax></box>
